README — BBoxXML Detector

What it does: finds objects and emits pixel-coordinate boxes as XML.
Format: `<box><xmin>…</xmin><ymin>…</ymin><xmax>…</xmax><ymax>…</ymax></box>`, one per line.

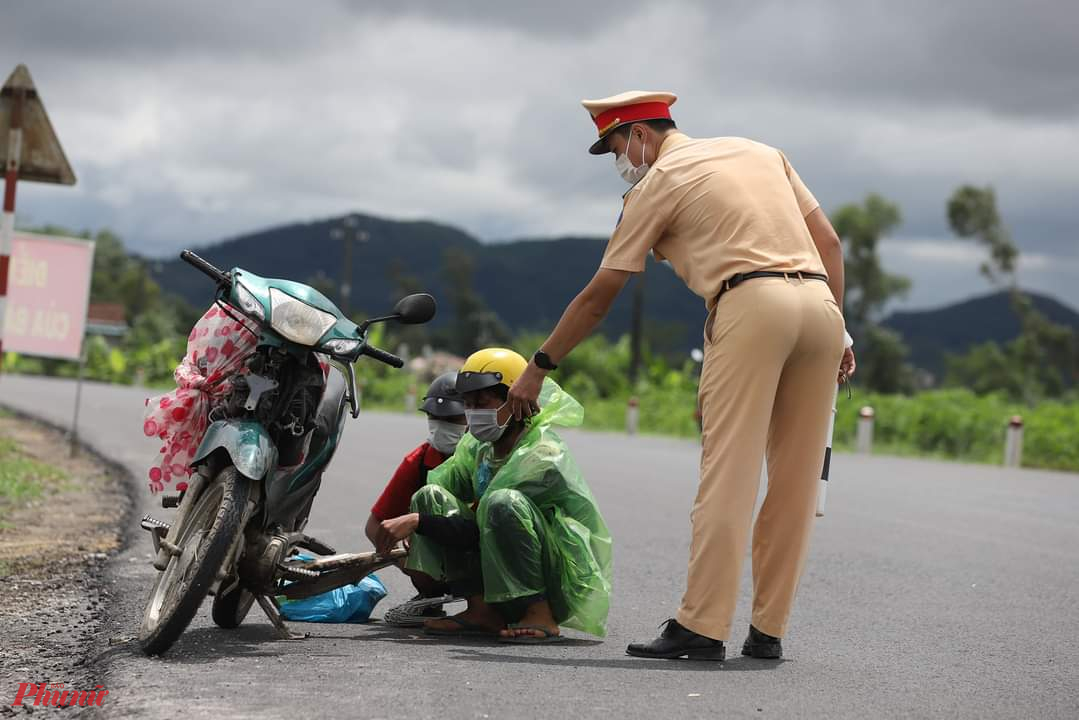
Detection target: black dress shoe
<box><xmin>741</xmin><ymin>624</ymin><xmax>782</xmax><ymax>659</ymax></box>
<box><xmin>626</xmin><ymin>619</ymin><xmax>725</xmax><ymax>661</ymax></box>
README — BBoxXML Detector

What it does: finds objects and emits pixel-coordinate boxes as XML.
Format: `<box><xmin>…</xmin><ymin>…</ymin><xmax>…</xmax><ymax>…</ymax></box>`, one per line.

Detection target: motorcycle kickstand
<box><xmin>256</xmin><ymin>594</ymin><xmax>308</xmax><ymax>640</ymax></box>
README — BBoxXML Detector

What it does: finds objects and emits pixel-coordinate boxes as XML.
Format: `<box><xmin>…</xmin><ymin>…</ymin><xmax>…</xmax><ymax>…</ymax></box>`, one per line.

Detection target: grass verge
<box><xmin>0</xmin><ymin>435</ymin><xmax>68</xmax><ymax>505</ymax></box>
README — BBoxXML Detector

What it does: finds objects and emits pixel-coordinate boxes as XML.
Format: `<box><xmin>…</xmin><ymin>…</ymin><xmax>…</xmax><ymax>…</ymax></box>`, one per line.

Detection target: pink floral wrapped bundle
<box><xmin>143</xmin><ymin>305</ymin><xmax>259</xmax><ymax>493</ymax></box>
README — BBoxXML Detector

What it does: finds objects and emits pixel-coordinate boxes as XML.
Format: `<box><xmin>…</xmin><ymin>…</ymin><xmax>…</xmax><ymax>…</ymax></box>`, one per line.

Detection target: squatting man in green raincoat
<box><xmin>379</xmin><ymin>348</ymin><xmax>612</xmax><ymax>643</ymax></box>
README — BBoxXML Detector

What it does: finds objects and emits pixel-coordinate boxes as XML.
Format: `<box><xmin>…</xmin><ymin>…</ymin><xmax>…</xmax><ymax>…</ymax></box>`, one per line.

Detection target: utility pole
<box><xmin>628</xmin><ymin>271</ymin><xmax>645</xmax><ymax>385</ymax></box>
<box><xmin>329</xmin><ymin>214</ymin><xmax>368</xmax><ymax>318</ymax></box>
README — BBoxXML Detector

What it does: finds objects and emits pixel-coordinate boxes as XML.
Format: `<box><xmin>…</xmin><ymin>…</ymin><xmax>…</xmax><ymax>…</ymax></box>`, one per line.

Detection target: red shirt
<box><xmin>370</xmin><ymin>442</ymin><xmax>448</xmax><ymax>521</ymax></box>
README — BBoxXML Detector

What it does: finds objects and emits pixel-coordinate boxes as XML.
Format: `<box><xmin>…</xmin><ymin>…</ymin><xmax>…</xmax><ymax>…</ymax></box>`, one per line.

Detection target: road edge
<box><xmin>0</xmin><ymin>403</ymin><xmax>140</xmax><ymax>713</ymax></box>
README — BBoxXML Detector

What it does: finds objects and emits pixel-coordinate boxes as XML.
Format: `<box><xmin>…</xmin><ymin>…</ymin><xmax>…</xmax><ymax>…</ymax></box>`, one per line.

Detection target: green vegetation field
<box><xmin>832</xmin><ymin>389</ymin><xmax>1079</xmax><ymax>471</ymax></box>
<box><xmin>359</xmin><ymin>335</ymin><xmax>1079</xmax><ymax>472</ymax></box>
<box><xmin>6</xmin><ymin>332</ymin><xmax>1076</xmax><ymax>473</ymax></box>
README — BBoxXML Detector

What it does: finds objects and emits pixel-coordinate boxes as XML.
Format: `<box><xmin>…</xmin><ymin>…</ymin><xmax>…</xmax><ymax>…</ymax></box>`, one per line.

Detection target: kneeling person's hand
<box><xmin>379</xmin><ymin>513</ymin><xmax>420</xmax><ymax>554</ymax></box>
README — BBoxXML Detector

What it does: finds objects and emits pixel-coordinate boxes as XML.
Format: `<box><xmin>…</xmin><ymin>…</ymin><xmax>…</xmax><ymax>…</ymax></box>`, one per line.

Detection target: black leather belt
<box><xmin>716</xmin><ymin>270</ymin><xmax>828</xmax><ymax>300</ymax></box>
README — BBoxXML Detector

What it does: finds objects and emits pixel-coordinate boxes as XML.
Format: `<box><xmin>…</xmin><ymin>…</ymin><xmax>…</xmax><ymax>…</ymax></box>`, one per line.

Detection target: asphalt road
<box><xmin>2</xmin><ymin>374</ymin><xmax>1077</xmax><ymax>719</ymax></box>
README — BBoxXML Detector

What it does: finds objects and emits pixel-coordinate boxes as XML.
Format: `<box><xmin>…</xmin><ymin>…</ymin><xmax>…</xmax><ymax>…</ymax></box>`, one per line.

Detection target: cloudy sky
<box><xmin>4</xmin><ymin>0</ymin><xmax>1078</xmax><ymax>311</ymax></box>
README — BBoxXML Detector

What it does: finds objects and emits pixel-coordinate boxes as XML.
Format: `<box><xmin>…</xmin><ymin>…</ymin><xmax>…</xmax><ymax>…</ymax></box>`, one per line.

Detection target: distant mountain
<box><xmin>881</xmin><ymin>291</ymin><xmax>1079</xmax><ymax>377</ymax></box>
<box><xmin>149</xmin><ymin>212</ymin><xmax>1079</xmax><ymax>372</ymax></box>
<box><xmin>148</xmin><ymin>213</ymin><xmax>708</xmax><ymax>356</ymax></box>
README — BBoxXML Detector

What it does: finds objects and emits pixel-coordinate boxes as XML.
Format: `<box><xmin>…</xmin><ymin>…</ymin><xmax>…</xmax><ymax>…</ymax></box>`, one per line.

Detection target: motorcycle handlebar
<box><xmin>362</xmin><ymin>344</ymin><xmax>404</xmax><ymax>369</ymax></box>
<box><xmin>180</xmin><ymin>250</ymin><xmax>230</xmax><ymax>287</ymax></box>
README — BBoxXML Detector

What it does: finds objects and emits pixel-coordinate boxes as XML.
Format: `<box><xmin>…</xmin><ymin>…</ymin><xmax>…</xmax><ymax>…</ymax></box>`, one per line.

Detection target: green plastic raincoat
<box><xmin>405</xmin><ymin>379</ymin><xmax>612</xmax><ymax>637</ymax></box>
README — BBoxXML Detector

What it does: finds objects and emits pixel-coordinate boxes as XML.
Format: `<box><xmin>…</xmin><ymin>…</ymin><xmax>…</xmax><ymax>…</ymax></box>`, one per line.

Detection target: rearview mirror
<box><xmin>393</xmin><ymin>293</ymin><xmax>437</xmax><ymax>325</ymax></box>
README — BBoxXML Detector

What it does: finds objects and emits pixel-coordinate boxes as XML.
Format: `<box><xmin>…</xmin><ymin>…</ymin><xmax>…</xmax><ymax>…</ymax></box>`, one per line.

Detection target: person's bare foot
<box><xmin>499</xmin><ymin>599</ymin><xmax>560</xmax><ymax>640</ymax></box>
<box><xmin>423</xmin><ymin>595</ymin><xmax>504</xmax><ymax>634</ymax></box>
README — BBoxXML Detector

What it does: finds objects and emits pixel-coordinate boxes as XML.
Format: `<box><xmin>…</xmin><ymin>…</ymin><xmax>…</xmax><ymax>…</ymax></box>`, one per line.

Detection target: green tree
<box><xmin>832</xmin><ymin>194</ymin><xmax>909</xmax><ymax>332</ymax></box>
<box><xmin>306</xmin><ymin>271</ymin><xmax>339</xmax><ymax>304</ymax></box>
<box><xmin>859</xmin><ymin>325</ymin><xmax>916</xmax><ymax>394</ymax></box>
<box><xmin>87</xmin><ymin>229</ymin><xmax>163</xmax><ymax>319</ymax></box>
<box><xmin>384</xmin><ymin>259</ymin><xmax>430</xmax><ymax>356</ymax></box>
<box><xmin>831</xmin><ymin>194</ymin><xmax>915</xmax><ymax>392</ymax></box>
<box><xmin>945</xmin><ymin>185</ymin><xmax>1078</xmax><ymax>401</ymax></box>
<box><xmin>944</xmin><ymin>342</ymin><xmax>1024</xmax><ymax>398</ymax></box>
<box><xmin>514</xmin><ymin>332</ymin><xmax>631</xmax><ymax>400</ymax></box>
<box><xmin>947</xmin><ymin>185</ymin><xmax>1018</xmax><ymax>285</ymax></box>
<box><xmin>440</xmin><ymin>247</ymin><xmax>508</xmax><ymax>355</ymax></box>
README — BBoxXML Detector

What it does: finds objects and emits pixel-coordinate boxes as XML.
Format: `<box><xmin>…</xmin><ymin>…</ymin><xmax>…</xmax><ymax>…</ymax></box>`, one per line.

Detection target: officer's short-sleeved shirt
<box><xmin>601</xmin><ymin>133</ymin><xmax>826</xmax><ymax>311</ymax></box>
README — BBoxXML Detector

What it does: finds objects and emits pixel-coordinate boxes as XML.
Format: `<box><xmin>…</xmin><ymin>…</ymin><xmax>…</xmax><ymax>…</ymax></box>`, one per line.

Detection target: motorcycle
<box><xmin>138</xmin><ymin>249</ymin><xmax>434</xmax><ymax>655</ymax></box>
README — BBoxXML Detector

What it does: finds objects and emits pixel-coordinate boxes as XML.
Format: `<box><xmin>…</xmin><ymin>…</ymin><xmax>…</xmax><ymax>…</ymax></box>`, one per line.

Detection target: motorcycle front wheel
<box><xmin>139</xmin><ymin>466</ymin><xmax>246</xmax><ymax>655</ymax></box>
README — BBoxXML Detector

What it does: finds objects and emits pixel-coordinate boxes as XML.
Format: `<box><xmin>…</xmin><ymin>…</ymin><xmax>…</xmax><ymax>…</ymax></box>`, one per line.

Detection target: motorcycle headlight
<box><xmin>321</xmin><ymin>338</ymin><xmax>362</xmax><ymax>357</ymax></box>
<box><xmin>268</xmin><ymin>288</ymin><xmax>337</xmax><ymax>346</ymax></box>
<box><xmin>234</xmin><ymin>282</ymin><xmax>266</xmax><ymax>321</ymax></box>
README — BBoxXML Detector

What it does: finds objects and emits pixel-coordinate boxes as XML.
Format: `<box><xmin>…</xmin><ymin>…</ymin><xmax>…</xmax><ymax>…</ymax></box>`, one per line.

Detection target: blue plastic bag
<box><xmin>277</xmin><ymin>570</ymin><xmax>388</xmax><ymax>624</ymax></box>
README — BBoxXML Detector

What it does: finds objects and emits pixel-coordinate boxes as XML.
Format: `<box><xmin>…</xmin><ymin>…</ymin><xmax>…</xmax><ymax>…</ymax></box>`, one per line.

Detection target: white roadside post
<box><xmin>856</xmin><ymin>406</ymin><xmax>875</xmax><ymax>454</ymax></box>
<box><xmin>1004</xmin><ymin>415</ymin><xmax>1024</xmax><ymax>468</ymax></box>
<box><xmin>404</xmin><ymin>383</ymin><xmax>417</xmax><ymax>413</ymax></box>
<box><xmin>626</xmin><ymin>396</ymin><xmax>640</xmax><ymax>436</ymax></box>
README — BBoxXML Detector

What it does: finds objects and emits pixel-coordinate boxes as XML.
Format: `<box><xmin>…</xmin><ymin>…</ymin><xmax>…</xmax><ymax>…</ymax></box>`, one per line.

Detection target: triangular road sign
<box><xmin>0</xmin><ymin>64</ymin><xmax>76</xmax><ymax>185</ymax></box>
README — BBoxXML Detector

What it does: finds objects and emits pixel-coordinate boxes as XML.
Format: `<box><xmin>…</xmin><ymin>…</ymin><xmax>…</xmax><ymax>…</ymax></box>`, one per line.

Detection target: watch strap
<box><xmin>533</xmin><ymin>351</ymin><xmax>558</xmax><ymax>371</ymax></box>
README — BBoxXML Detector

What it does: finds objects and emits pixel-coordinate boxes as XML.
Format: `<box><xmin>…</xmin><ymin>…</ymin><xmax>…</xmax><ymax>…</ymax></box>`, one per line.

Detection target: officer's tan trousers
<box><xmin>677</xmin><ymin>276</ymin><xmax>844</xmax><ymax>641</ymax></box>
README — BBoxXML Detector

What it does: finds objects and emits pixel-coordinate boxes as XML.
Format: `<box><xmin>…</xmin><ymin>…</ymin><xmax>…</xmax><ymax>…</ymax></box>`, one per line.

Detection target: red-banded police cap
<box><xmin>581</xmin><ymin>90</ymin><xmax>678</xmax><ymax>154</ymax></box>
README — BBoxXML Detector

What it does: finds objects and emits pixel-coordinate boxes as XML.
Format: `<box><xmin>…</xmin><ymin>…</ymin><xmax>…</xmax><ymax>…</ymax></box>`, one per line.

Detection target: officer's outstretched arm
<box><xmin>508</xmin><ymin>268</ymin><xmax>631</xmax><ymax>420</ymax></box>
<box><xmin>540</xmin><ymin>268</ymin><xmax>630</xmax><ymax>364</ymax></box>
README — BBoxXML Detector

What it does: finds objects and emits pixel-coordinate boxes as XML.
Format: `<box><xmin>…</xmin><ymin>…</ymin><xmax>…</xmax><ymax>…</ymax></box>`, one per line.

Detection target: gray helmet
<box><xmin>421</xmin><ymin>371</ymin><xmax>465</xmax><ymax>417</ymax></box>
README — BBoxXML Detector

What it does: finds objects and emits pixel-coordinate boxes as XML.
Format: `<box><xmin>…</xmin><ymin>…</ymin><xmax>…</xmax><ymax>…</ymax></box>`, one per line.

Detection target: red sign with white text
<box><xmin>3</xmin><ymin>232</ymin><xmax>94</xmax><ymax>360</ymax></box>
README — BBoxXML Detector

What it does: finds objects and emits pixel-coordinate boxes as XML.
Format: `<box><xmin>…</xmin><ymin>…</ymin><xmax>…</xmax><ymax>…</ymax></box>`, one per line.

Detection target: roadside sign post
<box><xmin>0</xmin><ymin>63</ymin><xmax>77</xmax><ymax>374</ymax></box>
<box><xmin>75</xmin><ymin>314</ymin><xmax>128</xmax><ymax>456</ymax></box>
<box><xmin>72</xmin><ymin>342</ymin><xmax>87</xmax><ymax>456</ymax></box>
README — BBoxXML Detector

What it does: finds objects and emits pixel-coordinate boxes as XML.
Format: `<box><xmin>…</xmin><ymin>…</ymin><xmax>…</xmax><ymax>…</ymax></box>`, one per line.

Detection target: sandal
<box><xmin>423</xmin><ymin>616</ymin><xmax>500</xmax><ymax>637</ymax></box>
<box><xmin>498</xmin><ymin>623</ymin><xmax>565</xmax><ymax>645</ymax></box>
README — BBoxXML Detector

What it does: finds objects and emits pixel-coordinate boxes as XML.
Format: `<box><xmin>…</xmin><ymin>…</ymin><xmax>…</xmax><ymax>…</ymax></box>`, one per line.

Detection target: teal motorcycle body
<box><xmin>136</xmin><ymin>248</ymin><xmax>435</xmax><ymax>655</ymax></box>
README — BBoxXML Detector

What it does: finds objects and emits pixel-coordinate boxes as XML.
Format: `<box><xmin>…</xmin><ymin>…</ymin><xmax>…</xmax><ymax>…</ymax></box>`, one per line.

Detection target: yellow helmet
<box><xmin>456</xmin><ymin>348</ymin><xmax>528</xmax><ymax>395</ymax></box>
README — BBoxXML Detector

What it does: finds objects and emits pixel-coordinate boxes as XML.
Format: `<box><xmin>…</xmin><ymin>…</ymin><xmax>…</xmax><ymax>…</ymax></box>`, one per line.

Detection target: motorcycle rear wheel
<box><xmin>139</xmin><ymin>466</ymin><xmax>246</xmax><ymax>655</ymax></box>
<box><xmin>211</xmin><ymin>584</ymin><xmax>256</xmax><ymax>629</ymax></box>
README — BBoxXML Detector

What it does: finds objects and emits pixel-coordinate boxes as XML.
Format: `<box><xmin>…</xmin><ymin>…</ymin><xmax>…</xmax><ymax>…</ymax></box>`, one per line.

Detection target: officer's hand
<box><xmin>507</xmin><ymin>363</ymin><xmax>544</xmax><ymax>421</ymax></box>
<box><xmin>839</xmin><ymin>347</ymin><xmax>856</xmax><ymax>384</ymax></box>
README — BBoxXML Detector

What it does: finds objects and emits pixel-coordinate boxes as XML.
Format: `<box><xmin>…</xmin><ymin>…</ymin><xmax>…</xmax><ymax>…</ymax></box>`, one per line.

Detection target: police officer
<box><xmin>507</xmin><ymin>90</ymin><xmax>856</xmax><ymax>661</ymax></box>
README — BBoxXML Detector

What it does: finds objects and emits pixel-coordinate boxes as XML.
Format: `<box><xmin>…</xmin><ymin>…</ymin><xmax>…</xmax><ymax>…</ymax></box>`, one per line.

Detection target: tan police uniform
<box><xmin>584</xmin><ymin>91</ymin><xmax>844</xmax><ymax>641</ymax></box>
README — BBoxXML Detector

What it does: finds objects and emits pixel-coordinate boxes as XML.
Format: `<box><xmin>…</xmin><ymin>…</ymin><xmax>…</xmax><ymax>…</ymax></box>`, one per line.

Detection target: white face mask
<box><xmin>428</xmin><ymin>418</ymin><xmax>466</xmax><ymax>455</ymax></box>
<box><xmin>615</xmin><ymin>130</ymin><xmax>649</xmax><ymax>185</ymax></box>
<box><xmin>465</xmin><ymin>404</ymin><xmax>510</xmax><ymax>443</ymax></box>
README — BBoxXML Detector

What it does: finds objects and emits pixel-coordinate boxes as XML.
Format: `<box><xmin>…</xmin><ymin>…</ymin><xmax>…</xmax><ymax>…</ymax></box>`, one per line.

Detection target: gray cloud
<box><xmin>706</xmin><ymin>0</ymin><xmax>1079</xmax><ymax>119</ymax></box>
<box><xmin>6</xmin><ymin>2</ymin><xmax>349</xmax><ymax>59</ymax></box>
<box><xmin>4</xmin><ymin>0</ymin><xmax>1077</xmax><ymax>311</ymax></box>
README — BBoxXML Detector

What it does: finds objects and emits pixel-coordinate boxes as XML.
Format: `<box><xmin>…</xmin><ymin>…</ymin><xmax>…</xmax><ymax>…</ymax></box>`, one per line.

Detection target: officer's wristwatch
<box><xmin>533</xmin><ymin>351</ymin><xmax>558</xmax><ymax>371</ymax></box>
